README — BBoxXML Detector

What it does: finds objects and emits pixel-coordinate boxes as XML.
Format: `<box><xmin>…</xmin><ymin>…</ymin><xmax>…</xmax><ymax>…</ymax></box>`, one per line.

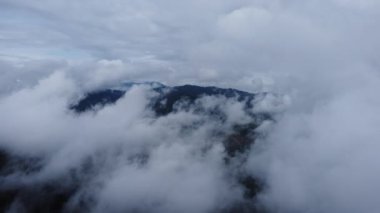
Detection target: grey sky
<box><xmin>1</xmin><ymin>1</ymin><xmax>380</xmax><ymax>212</ymax></box>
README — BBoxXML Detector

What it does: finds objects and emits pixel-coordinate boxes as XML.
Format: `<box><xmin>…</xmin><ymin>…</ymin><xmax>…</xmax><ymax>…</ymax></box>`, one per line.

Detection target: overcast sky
<box><xmin>1</xmin><ymin>0</ymin><xmax>379</xmax><ymax>90</ymax></box>
<box><xmin>1</xmin><ymin>1</ymin><xmax>380</xmax><ymax>213</ymax></box>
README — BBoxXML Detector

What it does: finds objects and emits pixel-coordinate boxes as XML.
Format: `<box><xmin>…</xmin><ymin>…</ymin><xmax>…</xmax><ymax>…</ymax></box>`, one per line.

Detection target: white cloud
<box><xmin>1</xmin><ymin>0</ymin><xmax>380</xmax><ymax>212</ymax></box>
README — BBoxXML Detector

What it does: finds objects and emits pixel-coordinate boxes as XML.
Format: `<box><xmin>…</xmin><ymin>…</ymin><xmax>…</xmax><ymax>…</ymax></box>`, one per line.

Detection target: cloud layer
<box><xmin>1</xmin><ymin>0</ymin><xmax>380</xmax><ymax>212</ymax></box>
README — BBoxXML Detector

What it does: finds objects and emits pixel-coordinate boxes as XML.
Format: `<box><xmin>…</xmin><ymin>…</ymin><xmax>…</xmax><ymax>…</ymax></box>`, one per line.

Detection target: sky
<box><xmin>1</xmin><ymin>0</ymin><xmax>380</xmax><ymax>212</ymax></box>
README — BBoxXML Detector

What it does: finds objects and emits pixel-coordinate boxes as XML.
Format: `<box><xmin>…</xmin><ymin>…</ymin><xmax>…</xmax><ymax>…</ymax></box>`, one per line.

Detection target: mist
<box><xmin>1</xmin><ymin>0</ymin><xmax>380</xmax><ymax>212</ymax></box>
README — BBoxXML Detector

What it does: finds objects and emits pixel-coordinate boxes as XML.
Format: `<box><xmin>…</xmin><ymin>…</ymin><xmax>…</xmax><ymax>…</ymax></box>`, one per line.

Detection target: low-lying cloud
<box><xmin>0</xmin><ymin>72</ymin><xmax>278</xmax><ymax>212</ymax></box>
<box><xmin>1</xmin><ymin>0</ymin><xmax>380</xmax><ymax>212</ymax></box>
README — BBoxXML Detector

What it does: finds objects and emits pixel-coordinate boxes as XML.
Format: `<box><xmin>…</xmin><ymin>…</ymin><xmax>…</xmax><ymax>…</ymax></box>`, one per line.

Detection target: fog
<box><xmin>1</xmin><ymin>0</ymin><xmax>380</xmax><ymax>212</ymax></box>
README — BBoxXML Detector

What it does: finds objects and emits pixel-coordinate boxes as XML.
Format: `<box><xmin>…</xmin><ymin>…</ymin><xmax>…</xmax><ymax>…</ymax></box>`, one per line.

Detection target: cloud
<box><xmin>1</xmin><ymin>0</ymin><xmax>380</xmax><ymax>212</ymax></box>
<box><xmin>0</xmin><ymin>71</ymin><xmax>271</xmax><ymax>212</ymax></box>
<box><xmin>93</xmin><ymin>143</ymin><xmax>238</xmax><ymax>213</ymax></box>
<box><xmin>247</xmin><ymin>67</ymin><xmax>380</xmax><ymax>213</ymax></box>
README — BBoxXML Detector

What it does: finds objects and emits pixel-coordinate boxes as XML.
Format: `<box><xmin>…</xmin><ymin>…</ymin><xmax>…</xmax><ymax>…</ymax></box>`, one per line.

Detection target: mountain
<box><xmin>0</xmin><ymin>82</ymin><xmax>271</xmax><ymax>213</ymax></box>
